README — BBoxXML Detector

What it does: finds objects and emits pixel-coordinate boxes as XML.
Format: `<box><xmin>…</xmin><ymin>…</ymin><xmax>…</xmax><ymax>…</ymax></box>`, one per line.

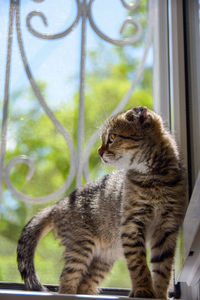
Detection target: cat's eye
<box><xmin>108</xmin><ymin>133</ymin><xmax>116</xmax><ymax>144</ymax></box>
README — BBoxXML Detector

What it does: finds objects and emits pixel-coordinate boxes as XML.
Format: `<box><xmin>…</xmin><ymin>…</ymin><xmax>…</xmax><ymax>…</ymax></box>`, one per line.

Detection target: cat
<box><xmin>17</xmin><ymin>106</ymin><xmax>186</xmax><ymax>299</ymax></box>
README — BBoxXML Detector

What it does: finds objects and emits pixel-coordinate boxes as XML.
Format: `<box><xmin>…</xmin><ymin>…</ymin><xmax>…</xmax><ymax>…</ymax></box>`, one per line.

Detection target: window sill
<box><xmin>0</xmin><ymin>282</ymin><xmax>178</xmax><ymax>299</ymax></box>
<box><xmin>0</xmin><ymin>283</ymin><xmax>131</xmax><ymax>300</ymax></box>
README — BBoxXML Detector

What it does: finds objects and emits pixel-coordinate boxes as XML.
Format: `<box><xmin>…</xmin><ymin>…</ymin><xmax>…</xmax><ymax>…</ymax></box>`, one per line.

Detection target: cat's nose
<box><xmin>98</xmin><ymin>146</ymin><xmax>104</xmax><ymax>157</ymax></box>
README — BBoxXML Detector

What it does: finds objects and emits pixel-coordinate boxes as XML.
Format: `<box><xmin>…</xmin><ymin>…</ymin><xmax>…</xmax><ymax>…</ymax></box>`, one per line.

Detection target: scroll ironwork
<box><xmin>0</xmin><ymin>0</ymin><xmax>153</xmax><ymax>206</ymax></box>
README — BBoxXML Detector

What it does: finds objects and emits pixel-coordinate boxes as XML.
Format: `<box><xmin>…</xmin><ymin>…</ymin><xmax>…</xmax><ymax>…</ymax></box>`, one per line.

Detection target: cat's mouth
<box><xmin>101</xmin><ymin>156</ymin><xmax>108</xmax><ymax>163</ymax></box>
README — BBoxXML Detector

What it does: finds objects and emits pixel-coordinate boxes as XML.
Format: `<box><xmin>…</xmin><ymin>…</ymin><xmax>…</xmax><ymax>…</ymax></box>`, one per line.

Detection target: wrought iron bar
<box><xmin>88</xmin><ymin>0</ymin><xmax>143</xmax><ymax>46</ymax></box>
<box><xmin>3</xmin><ymin>0</ymin><xmax>77</xmax><ymax>204</ymax></box>
<box><xmin>76</xmin><ymin>0</ymin><xmax>88</xmax><ymax>187</ymax></box>
<box><xmin>0</xmin><ymin>0</ymin><xmax>15</xmax><ymax>212</ymax></box>
<box><xmin>33</xmin><ymin>0</ymin><xmax>45</xmax><ymax>3</ymax></box>
<box><xmin>0</xmin><ymin>0</ymin><xmax>151</xmax><ymax>205</ymax></box>
<box><xmin>120</xmin><ymin>0</ymin><xmax>141</xmax><ymax>10</ymax></box>
<box><xmin>26</xmin><ymin>0</ymin><xmax>81</xmax><ymax>40</ymax></box>
<box><xmin>83</xmin><ymin>0</ymin><xmax>153</xmax><ymax>182</ymax></box>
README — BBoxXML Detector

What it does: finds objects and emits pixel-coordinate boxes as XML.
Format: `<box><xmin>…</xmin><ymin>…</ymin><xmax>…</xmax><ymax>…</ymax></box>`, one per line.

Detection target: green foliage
<box><xmin>0</xmin><ymin>75</ymin><xmax>152</xmax><ymax>288</ymax></box>
<box><xmin>103</xmin><ymin>259</ymin><xmax>131</xmax><ymax>288</ymax></box>
<box><xmin>0</xmin><ymin>0</ymin><xmax>152</xmax><ymax>289</ymax></box>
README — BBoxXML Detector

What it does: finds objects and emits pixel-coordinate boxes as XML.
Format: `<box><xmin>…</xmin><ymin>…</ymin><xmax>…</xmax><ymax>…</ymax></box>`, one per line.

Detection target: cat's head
<box><xmin>98</xmin><ymin>106</ymin><xmax>165</xmax><ymax>171</ymax></box>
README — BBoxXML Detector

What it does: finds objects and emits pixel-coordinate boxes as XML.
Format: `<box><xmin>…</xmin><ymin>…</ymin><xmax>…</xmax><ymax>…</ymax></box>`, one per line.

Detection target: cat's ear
<box><xmin>125</xmin><ymin>111</ymin><xmax>135</xmax><ymax>122</ymax></box>
<box><xmin>125</xmin><ymin>106</ymin><xmax>148</xmax><ymax>124</ymax></box>
<box><xmin>125</xmin><ymin>106</ymin><xmax>153</xmax><ymax>129</ymax></box>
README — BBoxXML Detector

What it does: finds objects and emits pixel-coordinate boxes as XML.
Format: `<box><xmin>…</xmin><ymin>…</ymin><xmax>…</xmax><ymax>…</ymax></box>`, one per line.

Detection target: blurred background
<box><xmin>0</xmin><ymin>0</ymin><xmax>153</xmax><ymax>288</ymax></box>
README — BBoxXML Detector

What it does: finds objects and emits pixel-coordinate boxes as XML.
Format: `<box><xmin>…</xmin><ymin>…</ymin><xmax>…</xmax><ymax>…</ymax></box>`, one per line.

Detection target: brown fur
<box><xmin>17</xmin><ymin>106</ymin><xmax>186</xmax><ymax>298</ymax></box>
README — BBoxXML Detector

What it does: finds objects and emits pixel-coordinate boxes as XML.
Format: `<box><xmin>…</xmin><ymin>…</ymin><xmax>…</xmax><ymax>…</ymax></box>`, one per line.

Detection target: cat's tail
<box><xmin>17</xmin><ymin>205</ymin><xmax>54</xmax><ymax>291</ymax></box>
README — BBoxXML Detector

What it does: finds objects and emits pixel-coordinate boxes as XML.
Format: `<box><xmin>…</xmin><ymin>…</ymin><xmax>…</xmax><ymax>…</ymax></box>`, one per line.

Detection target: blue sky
<box><xmin>0</xmin><ymin>0</ymin><xmax>153</xmax><ymax>111</ymax></box>
<box><xmin>0</xmin><ymin>0</ymin><xmax>153</xmax><ymax>212</ymax></box>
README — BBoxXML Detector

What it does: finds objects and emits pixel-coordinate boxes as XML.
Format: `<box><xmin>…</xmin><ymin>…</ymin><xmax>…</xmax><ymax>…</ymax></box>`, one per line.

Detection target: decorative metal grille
<box><xmin>0</xmin><ymin>0</ymin><xmax>153</xmax><ymax>206</ymax></box>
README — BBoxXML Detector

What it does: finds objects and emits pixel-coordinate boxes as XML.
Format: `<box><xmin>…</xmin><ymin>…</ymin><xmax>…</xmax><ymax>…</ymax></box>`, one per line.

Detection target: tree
<box><xmin>0</xmin><ymin>0</ymin><xmax>152</xmax><ymax>287</ymax></box>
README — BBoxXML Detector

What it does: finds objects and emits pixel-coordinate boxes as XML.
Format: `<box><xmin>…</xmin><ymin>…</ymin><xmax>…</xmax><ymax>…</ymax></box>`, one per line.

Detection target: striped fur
<box><xmin>17</xmin><ymin>106</ymin><xmax>186</xmax><ymax>298</ymax></box>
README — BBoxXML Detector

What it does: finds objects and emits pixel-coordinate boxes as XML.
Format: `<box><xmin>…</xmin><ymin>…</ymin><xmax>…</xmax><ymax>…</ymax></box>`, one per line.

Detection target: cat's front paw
<box><xmin>129</xmin><ymin>287</ymin><xmax>156</xmax><ymax>298</ymax></box>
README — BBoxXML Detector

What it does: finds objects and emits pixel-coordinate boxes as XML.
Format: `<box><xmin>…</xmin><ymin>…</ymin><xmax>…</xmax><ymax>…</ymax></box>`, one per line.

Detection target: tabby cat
<box><xmin>17</xmin><ymin>106</ymin><xmax>186</xmax><ymax>299</ymax></box>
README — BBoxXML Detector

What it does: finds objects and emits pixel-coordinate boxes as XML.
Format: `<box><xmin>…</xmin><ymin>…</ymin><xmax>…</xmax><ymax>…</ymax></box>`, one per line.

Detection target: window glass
<box><xmin>0</xmin><ymin>0</ymin><xmax>153</xmax><ymax>287</ymax></box>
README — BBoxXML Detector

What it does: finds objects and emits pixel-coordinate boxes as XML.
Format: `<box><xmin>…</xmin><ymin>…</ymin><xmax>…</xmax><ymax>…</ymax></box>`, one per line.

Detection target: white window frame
<box><xmin>153</xmin><ymin>0</ymin><xmax>189</xmax><ymax>290</ymax></box>
<box><xmin>153</xmin><ymin>0</ymin><xmax>188</xmax><ymax>165</ymax></box>
<box><xmin>1</xmin><ymin>0</ymin><xmax>196</xmax><ymax>299</ymax></box>
<box><xmin>176</xmin><ymin>0</ymin><xmax>200</xmax><ymax>296</ymax></box>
